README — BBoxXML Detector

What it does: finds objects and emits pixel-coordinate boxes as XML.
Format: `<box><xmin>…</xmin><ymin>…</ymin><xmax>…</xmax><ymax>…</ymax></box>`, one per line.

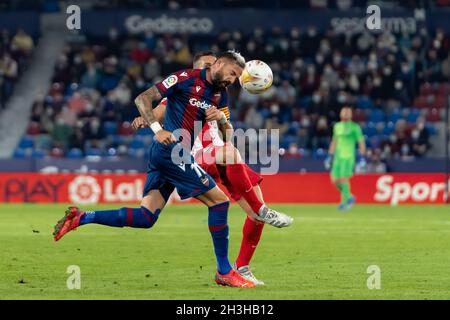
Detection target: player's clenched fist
<box><xmin>131</xmin><ymin>117</ymin><xmax>149</xmax><ymax>130</ymax></box>
<box><xmin>205</xmin><ymin>107</ymin><xmax>226</xmax><ymax>123</ymax></box>
<box><xmin>155</xmin><ymin>129</ymin><xmax>177</xmax><ymax>145</ymax></box>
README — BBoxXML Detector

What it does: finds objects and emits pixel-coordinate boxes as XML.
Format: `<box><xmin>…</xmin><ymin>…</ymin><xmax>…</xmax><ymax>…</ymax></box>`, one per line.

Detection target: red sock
<box><xmin>226</xmin><ymin>164</ymin><xmax>264</xmax><ymax>214</ymax></box>
<box><xmin>236</xmin><ymin>217</ymin><xmax>265</xmax><ymax>268</ymax></box>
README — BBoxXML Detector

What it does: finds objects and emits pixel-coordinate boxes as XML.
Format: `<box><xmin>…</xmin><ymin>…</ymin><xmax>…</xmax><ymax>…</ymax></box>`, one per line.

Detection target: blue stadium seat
<box><xmin>280</xmin><ymin>135</ymin><xmax>298</xmax><ymax>149</ymax></box>
<box><xmin>31</xmin><ymin>149</ymin><xmax>46</xmax><ymax>158</ymax></box>
<box><xmin>388</xmin><ymin>110</ymin><xmax>402</xmax><ymax>123</ymax></box>
<box><xmin>67</xmin><ymin>148</ymin><xmax>83</xmax><ymax>158</ymax></box>
<box><xmin>129</xmin><ymin>139</ymin><xmax>145</xmax><ymax>149</ymax></box>
<box><xmin>363</xmin><ymin>122</ymin><xmax>378</xmax><ymax>137</ymax></box>
<box><xmin>128</xmin><ymin>148</ymin><xmax>146</xmax><ymax>158</ymax></box>
<box><xmin>406</xmin><ymin>110</ymin><xmax>421</xmax><ymax>123</ymax></box>
<box><xmin>103</xmin><ymin>121</ymin><xmax>118</xmax><ymax>136</ymax></box>
<box><xmin>260</xmin><ymin>108</ymin><xmax>271</xmax><ymax>119</ymax></box>
<box><xmin>426</xmin><ymin>124</ymin><xmax>437</xmax><ymax>135</ymax></box>
<box><xmin>369</xmin><ymin>109</ymin><xmax>385</xmax><ymax>123</ymax></box>
<box><xmin>382</xmin><ymin>122</ymin><xmax>395</xmax><ymax>136</ymax></box>
<box><xmin>356</xmin><ymin>96</ymin><xmax>373</xmax><ymax>109</ymax></box>
<box><xmin>86</xmin><ymin>148</ymin><xmax>102</xmax><ymax>157</ymax></box>
<box><xmin>299</xmin><ymin>96</ymin><xmax>312</xmax><ymax>109</ymax></box>
<box><xmin>286</xmin><ymin>122</ymin><xmax>300</xmax><ymax>135</ymax></box>
<box><xmin>18</xmin><ymin>136</ymin><xmax>34</xmax><ymax>149</ymax></box>
<box><xmin>13</xmin><ymin>148</ymin><xmax>26</xmax><ymax>158</ymax></box>
<box><xmin>313</xmin><ymin>148</ymin><xmax>327</xmax><ymax>159</ymax></box>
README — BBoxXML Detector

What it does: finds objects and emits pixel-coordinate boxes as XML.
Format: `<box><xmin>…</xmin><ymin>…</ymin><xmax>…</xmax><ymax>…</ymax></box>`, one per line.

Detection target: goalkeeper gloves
<box><xmin>324</xmin><ymin>155</ymin><xmax>333</xmax><ymax>171</ymax></box>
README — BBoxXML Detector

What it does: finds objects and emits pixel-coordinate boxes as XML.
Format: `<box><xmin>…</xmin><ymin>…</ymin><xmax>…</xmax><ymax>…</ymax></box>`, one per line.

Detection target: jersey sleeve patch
<box><xmin>162</xmin><ymin>75</ymin><xmax>178</xmax><ymax>89</ymax></box>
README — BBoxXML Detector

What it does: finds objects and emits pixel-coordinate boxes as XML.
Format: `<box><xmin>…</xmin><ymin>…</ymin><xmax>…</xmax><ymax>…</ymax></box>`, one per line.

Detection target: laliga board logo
<box><xmin>163</xmin><ymin>75</ymin><xmax>178</xmax><ymax>89</ymax></box>
<box><xmin>68</xmin><ymin>176</ymin><xmax>101</xmax><ymax>204</ymax></box>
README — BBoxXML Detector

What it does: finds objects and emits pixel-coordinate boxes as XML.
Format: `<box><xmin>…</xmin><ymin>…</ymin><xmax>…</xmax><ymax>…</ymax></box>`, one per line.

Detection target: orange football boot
<box><xmin>215</xmin><ymin>269</ymin><xmax>256</xmax><ymax>288</ymax></box>
<box><xmin>53</xmin><ymin>207</ymin><xmax>84</xmax><ymax>241</ymax></box>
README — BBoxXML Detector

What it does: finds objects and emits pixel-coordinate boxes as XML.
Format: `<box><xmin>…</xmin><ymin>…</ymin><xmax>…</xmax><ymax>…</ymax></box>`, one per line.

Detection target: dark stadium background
<box><xmin>0</xmin><ymin>0</ymin><xmax>449</xmax><ymax>204</ymax></box>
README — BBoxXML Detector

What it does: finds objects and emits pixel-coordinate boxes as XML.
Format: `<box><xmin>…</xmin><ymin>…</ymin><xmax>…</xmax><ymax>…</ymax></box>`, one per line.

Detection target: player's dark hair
<box><xmin>193</xmin><ymin>51</ymin><xmax>216</xmax><ymax>64</ymax></box>
<box><xmin>216</xmin><ymin>51</ymin><xmax>246</xmax><ymax>68</ymax></box>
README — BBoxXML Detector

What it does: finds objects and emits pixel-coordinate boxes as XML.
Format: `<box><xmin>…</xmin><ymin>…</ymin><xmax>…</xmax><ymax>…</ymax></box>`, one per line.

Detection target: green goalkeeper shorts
<box><xmin>331</xmin><ymin>158</ymin><xmax>355</xmax><ymax>179</ymax></box>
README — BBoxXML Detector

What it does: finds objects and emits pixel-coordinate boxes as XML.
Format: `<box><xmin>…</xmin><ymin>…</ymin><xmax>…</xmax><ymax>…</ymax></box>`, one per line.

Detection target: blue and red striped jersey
<box><xmin>154</xmin><ymin>68</ymin><xmax>229</xmax><ymax>149</ymax></box>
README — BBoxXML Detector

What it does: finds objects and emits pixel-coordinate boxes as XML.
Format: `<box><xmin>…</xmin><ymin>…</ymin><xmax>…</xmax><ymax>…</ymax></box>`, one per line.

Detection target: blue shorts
<box><xmin>143</xmin><ymin>141</ymin><xmax>216</xmax><ymax>200</ymax></box>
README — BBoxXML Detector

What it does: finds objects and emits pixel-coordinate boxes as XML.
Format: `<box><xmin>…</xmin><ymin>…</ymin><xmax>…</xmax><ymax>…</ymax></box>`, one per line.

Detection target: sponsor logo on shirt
<box><xmin>189</xmin><ymin>98</ymin><xmax>215</xmax><ymax>109</ymax></box>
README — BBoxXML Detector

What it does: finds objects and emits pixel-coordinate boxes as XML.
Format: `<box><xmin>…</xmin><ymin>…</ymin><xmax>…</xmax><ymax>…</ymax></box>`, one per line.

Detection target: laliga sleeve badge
<box><xmin>163</xmin><ymin>75</ymin><xmax>178</xmax><ymax>89</ymax></box>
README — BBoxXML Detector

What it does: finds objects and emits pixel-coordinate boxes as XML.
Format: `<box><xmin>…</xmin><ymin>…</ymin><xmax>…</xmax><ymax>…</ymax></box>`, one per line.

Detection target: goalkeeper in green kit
<box><xmin>324</xmin><ymin>106</ymin><xmax>366</xmax><ymax>210</ymax></box>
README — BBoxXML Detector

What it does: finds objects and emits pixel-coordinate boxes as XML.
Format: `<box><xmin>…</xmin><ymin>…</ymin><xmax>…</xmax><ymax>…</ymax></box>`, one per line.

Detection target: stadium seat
<box><xmin>86</xmin><ymin>148</ymin><xmax>102</xmax><ymax>157</ymax></box>
<box><xmin>13</xmin><ymin>148</ymin><xmax>26</xmax><ymax>158</ymax></box>
<box><xmin>67</xmin><ymin>148</ymin><xmax>83</xmax><ymax>158</ymax></box>
<box><xmin>129</xmin><ymin>139</ymin><xmax>145</xmax><ymax>149</ymax></box>
<box><xmin>31</xmin><ymin>149</ymin><xmax>46</xmax><ymax>158</ymax></box>
<box><xmin>406</xmin><ymin>110</ymin><xmax>421</xmax><ymax>123</ymax></box>
<box><xmin>18</xmin><ymin>136</ymin><xmax>34</xmax><ymax>149</ymax></box>
<box><xmin>118</xmin><ymin>122</ymin><xmax>134</xmax><ymax>136</ymax></box>
<box><xmin>313</xmin><ymin>148</ymin><xmax>327</xmax><ymax>159</ymax></box>
<box><xmin>388</xmin><ymin>110</ymin><xmax>402</xmax><ymax>123</ymax></box>
<box><xmin>363</xmin><ymin>122</ymin><xmax>378</xmax><ymax>137</ymax></box>
<box><xmin>433</xmin><ymin>96</ymin><xmax>446</xmax><ymax>109</ymax></box>
<box><xmin>280</xmin><ymin>135</ymin><xmax>298</xmax><ymax>149</ymax></box>
<box><xmin>382</xmin><ymin>122</ymin><xmax>395</xmax><ymax>136</ymax></box>
<box><xmin>426</xmin><ymin>124</ymin><xmax>437</xmax><ymax>135</ymax></box>
<box><xmin>436</xmin><ymin>83</ymin><xmax>450</xmax><ymax>95</ymax></box>
<box><xmin>419</xmin><ymin>82</ymin><xmax>433</xmax><ymax>95</ymax></box>
<box><xmin>128</xmin><ymin>148</ymin><xmax>146</xmax><ymax>158</ymax></box>
<box><xmin>353</xmin><ymin>109</ymin><xmax>366</xmax><ymax>122</ymax></box>
<box><xmin>299</xmin><ymin>96</ymin><xmax>312</xmax><ymax>109</ymax></box>
<box><xmin>356</xmin><ymin>96</ymin><xmax>373</xmax><ymax>109</ymax></box>
<box><xmin>286</xmin><ymin>122</ymin><xmax>300</xmax><ymax>135</ymax></box>
<box><xmin>368</xmin><ymin>109</ymin><xmax>385</xmax><ymax>123</ymax></box>
<box><xmin>426</xmin><ymin>108</ymin><xmax>441</xmax><ymax>122</ymax></box>
<box><xmin>103</xmin><ymin>121</ymin><xmax>118</xmax><ymax>136</ymax></box>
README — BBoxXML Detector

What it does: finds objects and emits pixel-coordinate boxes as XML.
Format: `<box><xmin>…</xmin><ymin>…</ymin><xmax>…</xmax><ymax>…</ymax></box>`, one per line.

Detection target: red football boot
<box><xmin>215</xmin><ymin>269</ymin><xmax>256</xmax><ymax>288</ymax></box>
<box><xmin>53</xmin><ymin>207</ymin><xmax>84</xmax><ymax>241</ymax></box>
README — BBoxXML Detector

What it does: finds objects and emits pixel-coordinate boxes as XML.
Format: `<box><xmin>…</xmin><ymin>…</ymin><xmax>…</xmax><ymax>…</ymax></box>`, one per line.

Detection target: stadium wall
<box><xmin>0</xmin><ymin>158</ymin><xmax>445</xmax><ymax>173</ymax></box>
<box><xmin>2</xmin><ymin>8</ymin><xmax>450</xmax><ymax>37</ymax></box>
<box><xmin>0</xmin><ymin>173</ymin><xmax>447</xmax><ymax>205</ymax></box>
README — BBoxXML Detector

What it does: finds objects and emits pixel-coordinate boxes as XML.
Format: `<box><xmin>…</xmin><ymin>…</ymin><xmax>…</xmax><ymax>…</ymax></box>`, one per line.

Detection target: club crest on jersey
<box><xmin>201</xmin><ymin>176</ymin><xmax>210</xmax><ymax>186</ymax></box>
<box><xmin>162</xmin><ymin>75</ymin><xmax>178</xmax><ymax>89</ymax></box>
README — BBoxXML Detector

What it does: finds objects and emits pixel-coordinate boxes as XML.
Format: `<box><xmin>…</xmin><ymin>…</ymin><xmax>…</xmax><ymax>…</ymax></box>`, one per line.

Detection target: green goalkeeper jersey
<box><xmin>332</xmin><ymin>121</ymin><xmax>364</xmax><ymax>160</ymax></box>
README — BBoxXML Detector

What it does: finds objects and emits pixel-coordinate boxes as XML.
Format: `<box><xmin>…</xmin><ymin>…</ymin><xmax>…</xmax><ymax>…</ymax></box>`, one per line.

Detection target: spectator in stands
<box><xmin>311</xmin><ymin>116</ymin><xmax>330</xmax><ymax>150</ymax></box>
<box><xmin>11</xmin><ymin>28</ymin><xmax>34</xmax><ymax>57</ymax></box>
<box><xmin>19</xmin><ymin>22</ymin><xmax>444</xmax><ymax>159</ymax></box>
<box><xmin>410</xmin><ymin>117</ymin><xmax>430</xmax><ymax>158</ymax></box>
<box><xmin>366</xmin><ymin>149</ymin><xmax>387</xmax><ymax>173</ymax></box>
<box><xmin>0</xmin><ymin>52</ymin><xmax>18</xmax><ymax>106</ymax></box>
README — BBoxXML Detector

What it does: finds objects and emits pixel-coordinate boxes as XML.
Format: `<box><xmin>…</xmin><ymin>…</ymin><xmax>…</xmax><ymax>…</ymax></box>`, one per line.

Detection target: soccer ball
<box><xmin>239</xmin><ymin>60</ymin><xmax>273</xmax><ymax>94</ymax></box>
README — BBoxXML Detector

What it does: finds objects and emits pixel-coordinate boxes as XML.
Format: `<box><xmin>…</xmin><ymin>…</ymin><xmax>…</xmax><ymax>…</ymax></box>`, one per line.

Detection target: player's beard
<box><xmin>211</xmin><ymin>70</ymin><xmax>230</xmax><ymax>90</ymax></box>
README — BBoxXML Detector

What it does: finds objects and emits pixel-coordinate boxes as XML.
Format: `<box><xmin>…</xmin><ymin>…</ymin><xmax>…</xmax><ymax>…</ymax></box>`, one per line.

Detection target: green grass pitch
<box><xmin>1</xmin><ymin>203</ymin><xmax>450</xmax><ymax>299</ymax></box>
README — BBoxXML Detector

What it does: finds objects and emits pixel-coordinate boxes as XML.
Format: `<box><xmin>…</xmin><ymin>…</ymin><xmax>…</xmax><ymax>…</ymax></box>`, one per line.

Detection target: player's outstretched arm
<box><xmin>134</xmin><ymin>86</ymin><xmax>176</xmax><ymax>145</ymax></box>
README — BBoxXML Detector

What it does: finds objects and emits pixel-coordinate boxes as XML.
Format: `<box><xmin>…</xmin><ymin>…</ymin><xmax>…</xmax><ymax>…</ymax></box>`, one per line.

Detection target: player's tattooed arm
<box><xmin>134</xmin><ymin>86</ymin><xmax>176</xmax><ymax>145</ymax></box>
<box><xmin>131</xmin><ymin>99</ymin><xmax>167</xmax><ymax>130</ymax></box>
<box><xmin>134</xmin><ymin>86</ymin><xmax>161</xmax><ymax>125</ymax></box>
